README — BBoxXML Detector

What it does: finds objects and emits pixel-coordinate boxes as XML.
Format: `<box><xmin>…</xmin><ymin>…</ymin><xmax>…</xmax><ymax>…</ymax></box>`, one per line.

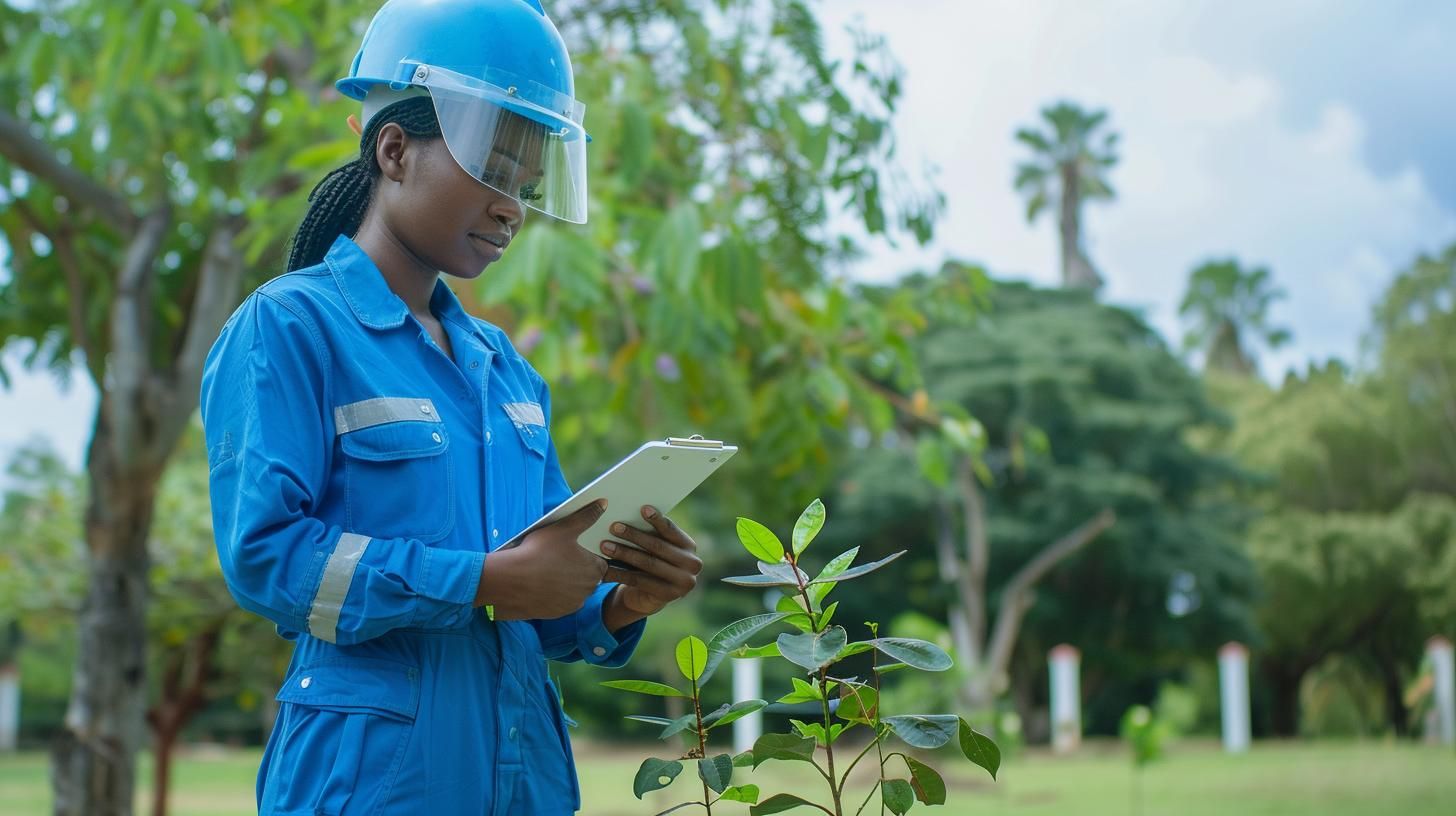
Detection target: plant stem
<box><xmin>691</xmin><ymin>676</ymin><xmax>713</xmax><ymax>816</ymax></box>
<box><xmin>838</xmin><ymin>734</ymin><xmax>881</xmax><ymax>788</ymax></box>
<box><xmin>853</xmin><ymin>779</ymin><xmax>882</xmax><ymax>816</ymax></box>
<box><xmin>818</xmin><ymin>667</ymin><xmax>842</xmax><ymax>815</ymax></box>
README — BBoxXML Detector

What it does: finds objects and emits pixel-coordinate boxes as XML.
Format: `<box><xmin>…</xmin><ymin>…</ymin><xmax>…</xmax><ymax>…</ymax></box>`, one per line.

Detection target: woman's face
<box><xmin>372</xmin><ymin>123</ymin><xmax>537</xmax><ymax>281</ymax></box>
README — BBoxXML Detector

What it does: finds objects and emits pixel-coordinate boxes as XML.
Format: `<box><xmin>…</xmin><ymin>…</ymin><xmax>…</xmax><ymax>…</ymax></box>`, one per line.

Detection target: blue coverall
<box><xmin>201</xmin><ymin>235</ymin><xmax>644</xmax><ymax>814</ymax></box>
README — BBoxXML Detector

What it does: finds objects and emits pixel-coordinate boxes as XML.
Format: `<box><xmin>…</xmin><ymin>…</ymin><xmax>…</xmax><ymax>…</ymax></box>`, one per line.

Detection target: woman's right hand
<box><xmin>475</xmin><ymin>500</ymin><xmax>609</xmax><ymax>620</ymax></box>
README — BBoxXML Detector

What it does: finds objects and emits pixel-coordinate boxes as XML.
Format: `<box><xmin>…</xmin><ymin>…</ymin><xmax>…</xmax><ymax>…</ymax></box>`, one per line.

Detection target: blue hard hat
<box><xmin>338</xmin><ymin>0</ymin><xmax>574</xmax><ymax>106</ymax></box>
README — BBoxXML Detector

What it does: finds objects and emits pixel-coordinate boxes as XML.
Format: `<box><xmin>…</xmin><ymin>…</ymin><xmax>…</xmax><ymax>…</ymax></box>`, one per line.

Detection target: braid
<box><xmin>286</xmin><ymin>96</ymin><xmax>444</xmax><ymax>271</ymax></box>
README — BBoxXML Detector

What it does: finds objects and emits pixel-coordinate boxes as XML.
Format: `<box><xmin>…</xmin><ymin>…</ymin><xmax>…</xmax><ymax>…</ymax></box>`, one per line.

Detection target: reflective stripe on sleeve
<box><xmin>307</xmin><ymin>532</ymin><xmax>371</xmax><ymax>643</ymax></box>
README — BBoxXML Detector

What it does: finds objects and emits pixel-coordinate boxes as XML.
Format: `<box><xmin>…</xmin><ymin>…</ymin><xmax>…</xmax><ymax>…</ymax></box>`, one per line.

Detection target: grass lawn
<box><xmin>1</xmin><ymin>739</ymin><xmax>1453</xmax><ymax>815</ymax></box>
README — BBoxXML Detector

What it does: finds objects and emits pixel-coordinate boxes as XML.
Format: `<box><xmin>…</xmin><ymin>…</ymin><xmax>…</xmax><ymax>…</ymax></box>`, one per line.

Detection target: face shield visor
<box><xmin>402</xmin><ymin>62</ymin><xmax>588</xmax><ymax>224</ymax></box>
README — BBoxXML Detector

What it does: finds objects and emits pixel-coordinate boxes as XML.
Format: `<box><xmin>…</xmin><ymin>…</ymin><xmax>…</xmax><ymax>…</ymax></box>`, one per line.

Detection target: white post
<box><xmin>0</xmin><ymin>662</ymin><xmax>18</xmax><ymax>752</ymax></box>
<box><xmin>1429</xmin><ymin>636</ymin><xmax>1455</xmax><ymax>748</ymax></box>
<box><xmin>1048</xmin><ymin>644</ymin><xmax>1080</xmax><ymax>753</ymax></box>
<box><xmin>732</xmin><ymin>657</ymin><xmax>763</xmax><ymax>754</ymax></box>
<box><xmin>1218</xmin><ymin>642</ymin><xmax>1251</xmax><ymax>754</ymax></box>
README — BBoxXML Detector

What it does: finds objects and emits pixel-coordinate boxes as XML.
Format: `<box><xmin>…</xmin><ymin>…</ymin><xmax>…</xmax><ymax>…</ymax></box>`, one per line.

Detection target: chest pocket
<box><xmin>336</xmin><ymin>397</ymin><xmax>454</xmax><ymax>543</ymax></box>
<box><xmin>501</xmin><ymin>400</ymin><xmax>549</xmax><ymax>517</ymax></box>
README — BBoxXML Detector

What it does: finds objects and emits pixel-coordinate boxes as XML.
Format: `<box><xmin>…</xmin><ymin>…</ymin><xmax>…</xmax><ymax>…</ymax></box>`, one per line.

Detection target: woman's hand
<box><xmin>477</xmin><ymin>500</ymin><xmax>608</xmax><ymax>620</ymax></box>
<box><xmin>600</xmin><ymin>506</ymin><xmax>702</xmax><ymax>626</ymax></box>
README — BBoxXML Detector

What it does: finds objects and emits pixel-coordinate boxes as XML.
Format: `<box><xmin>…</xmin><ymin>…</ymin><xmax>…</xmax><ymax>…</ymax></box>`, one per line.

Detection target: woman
<box><xmin>200</xmin><ymin>1</ymin><xmax>701</xmax><ymax>812</ymax></box>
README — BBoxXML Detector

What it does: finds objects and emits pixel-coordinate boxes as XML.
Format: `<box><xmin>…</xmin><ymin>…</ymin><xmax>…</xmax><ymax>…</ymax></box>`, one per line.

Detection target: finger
<box><xmin>642</xmin><ymin>507</ymin><xmax>697</xmax><ymax>553</ymax></box>
<box><xmin>602</xmin><ymin>565</ymin><xmax>677</xmax><ymax>597</ymax></box>
<box><xmin>555</xmin><ymin>499</ymin><xmax>607</xmax><ymax>535</ymax></box>
<box><xmin>607</xmin><ymin>523</ymin><xmax>700</xmax><ymax>572</ymax></box>
<box><xmin>601</xmin><ymin>541</ymin><xmax>698</xmax><ymax>594</ymax></box>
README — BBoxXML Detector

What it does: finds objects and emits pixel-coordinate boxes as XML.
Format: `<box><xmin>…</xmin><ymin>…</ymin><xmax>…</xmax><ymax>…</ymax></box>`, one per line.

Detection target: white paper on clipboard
<box><xmin>497</xmin><ymin>436</ymin><xmax>738</xmax><ymax>556</ymax></box>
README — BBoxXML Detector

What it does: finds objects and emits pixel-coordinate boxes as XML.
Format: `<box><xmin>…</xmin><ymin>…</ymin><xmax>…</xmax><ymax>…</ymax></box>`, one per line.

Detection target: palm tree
<box><xmin>1179</xmin><ymin>258</ymin><xmax>1291</xmax><ymax>376</ymax></box>
<box><xmin>1014</xmin><ymin>101</ymin><xmax>1119</xmax><ymax>290</ymax></box>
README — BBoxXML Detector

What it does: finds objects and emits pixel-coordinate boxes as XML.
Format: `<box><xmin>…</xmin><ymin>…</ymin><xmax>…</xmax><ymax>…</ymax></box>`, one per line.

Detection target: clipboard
<box><xmin>497</xmin><ymin>435</ymin><xmax>738</xmax><ymax>558</ymax></box>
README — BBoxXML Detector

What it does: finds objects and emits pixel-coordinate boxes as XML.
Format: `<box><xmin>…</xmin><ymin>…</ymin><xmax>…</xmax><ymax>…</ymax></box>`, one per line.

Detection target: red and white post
<box><xmin>1049</xmin><ymin>644</ymin><xmax>1081</xmax><ymax>753</ymax></box>
<box><xmin>1218</xmin><ymin>642</ymin><xmax>1251</xmax><ymax>754</ymax></box>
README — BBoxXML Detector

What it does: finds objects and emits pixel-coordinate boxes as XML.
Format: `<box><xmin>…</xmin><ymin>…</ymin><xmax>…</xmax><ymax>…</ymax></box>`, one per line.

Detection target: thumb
<box><xmin>556</xmin><ymin>499</ymin><xmax>608</xmax><ymax>537</ymax></box>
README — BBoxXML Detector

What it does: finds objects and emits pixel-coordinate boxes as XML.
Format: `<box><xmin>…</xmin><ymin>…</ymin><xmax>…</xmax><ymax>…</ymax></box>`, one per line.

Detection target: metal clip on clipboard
<box><xmin>665</xmin><ymin>435</ymin><xmax>724</xmax><ymax>449</ymax></box>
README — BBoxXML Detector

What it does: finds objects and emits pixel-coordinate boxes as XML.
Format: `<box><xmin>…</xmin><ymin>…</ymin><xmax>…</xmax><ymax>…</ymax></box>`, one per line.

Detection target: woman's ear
<box><xmin>374</xmin><ymin>122</ymin><xmax>409</xmax><ymax>183</ymax></box>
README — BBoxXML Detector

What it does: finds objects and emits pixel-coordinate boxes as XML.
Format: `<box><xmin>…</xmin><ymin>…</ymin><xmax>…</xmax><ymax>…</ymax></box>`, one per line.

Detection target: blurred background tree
<box><xmin>1179</xmin><ymin>258</ymin><xmax>1291</xmax><ymax>378</ymax></box>
<box><xmin>1013</xmin><ymin>101</ymin><xmax>1119</xmax><ymax>292</ymax></box>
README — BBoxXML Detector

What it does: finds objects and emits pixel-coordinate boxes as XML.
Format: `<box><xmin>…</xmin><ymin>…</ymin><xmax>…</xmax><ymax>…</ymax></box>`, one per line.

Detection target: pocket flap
<box><xmin>340</xmin><ymin>421</ymin><xmax>449</xmax><ymax>462</ymax></box>
<box><xmin>276</xmin><ymin>658</ymin><xmax>420</xmax><ymax>721</ymax></box>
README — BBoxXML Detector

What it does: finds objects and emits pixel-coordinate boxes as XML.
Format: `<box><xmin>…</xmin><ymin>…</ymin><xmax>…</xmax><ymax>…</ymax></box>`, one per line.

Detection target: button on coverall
<box><xmin>202</xmin><ymin>235</ymin><xmax>644</xmax><ymax>814</ymax></box>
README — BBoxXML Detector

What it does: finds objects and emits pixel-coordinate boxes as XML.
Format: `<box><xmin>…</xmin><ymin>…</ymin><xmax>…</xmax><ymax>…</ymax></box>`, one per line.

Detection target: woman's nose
<box><xmin>488</xmin><ymin>192</ymin><xmax>525</xmax><ymax>232</ymax></box>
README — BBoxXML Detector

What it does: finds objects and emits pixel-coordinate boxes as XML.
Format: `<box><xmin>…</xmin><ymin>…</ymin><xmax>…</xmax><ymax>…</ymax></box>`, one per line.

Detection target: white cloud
<box><xmin>822</xmin><ymin>0</ymin><xmax>1456</xmax><ymax>380</ymax></box>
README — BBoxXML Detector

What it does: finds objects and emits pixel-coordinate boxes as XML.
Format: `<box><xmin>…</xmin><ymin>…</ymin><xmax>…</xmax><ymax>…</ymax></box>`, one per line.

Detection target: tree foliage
<box><xmin>1178</xmin><ymin>258</ymin><xmax>1291</xmax><ymax>378</ymax></box>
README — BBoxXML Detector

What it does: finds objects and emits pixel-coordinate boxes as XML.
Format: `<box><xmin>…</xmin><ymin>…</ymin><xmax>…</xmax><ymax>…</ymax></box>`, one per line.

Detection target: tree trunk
<box><xmin>1379</xmin><ymin>662</ymin><xmax>1410</xmax><ymax>738</ymax></box>
<box><xmin>1057</xmin><ymin>163</ymin><xmax>1101</xmax><ymax>291</ymax></box>
<box><xmin>52</xmin><ymin>419</ymin><xmax>162</xmax><ymax>816</ymax></box>
<box><xmin>1265</xmin><ymin>665</ymin><xmax>1304</xmax><ymax>738</ymax></box>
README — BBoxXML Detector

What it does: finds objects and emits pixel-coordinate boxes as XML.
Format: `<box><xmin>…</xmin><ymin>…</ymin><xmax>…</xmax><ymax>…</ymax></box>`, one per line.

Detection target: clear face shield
<box><xmin>398</xmin><ymin>62</ymin><xmax>589</xmax><ymax>224</ymax></box>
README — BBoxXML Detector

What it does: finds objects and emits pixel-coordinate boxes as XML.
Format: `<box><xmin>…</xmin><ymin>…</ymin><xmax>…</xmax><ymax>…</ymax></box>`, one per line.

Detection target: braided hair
<box><xmin>286</xmin><ymin>96</ymin><xmax>443</xmax><ymax>272</ymax></box>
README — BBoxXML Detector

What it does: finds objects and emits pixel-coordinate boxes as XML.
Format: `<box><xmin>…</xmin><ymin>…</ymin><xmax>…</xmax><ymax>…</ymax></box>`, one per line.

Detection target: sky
<box><xmin>3</xmin><ymin>0</ymin><xmax>1455</xmax><ymax>473</ymax></box>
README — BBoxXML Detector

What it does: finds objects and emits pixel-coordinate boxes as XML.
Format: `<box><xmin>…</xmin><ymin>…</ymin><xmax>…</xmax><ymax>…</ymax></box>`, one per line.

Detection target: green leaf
<box><xmin>776</xmin><ymin>593</ymin><xmax>815</xmax><ymax>631</ymax></box>
<box><xmin>702</xmin><ymin>612</ymin><xmax>794</xmax><ymax>683</ymax></box>
<box><xmin>777</xmin><ymin>626</ymin><xmax>848</xmax><ymax>672</ymax></box>
<box><xmin>750</xmin><ymin>733</ymin><xmax>816</xmax><ymax>767</ymax></box>
<box><xmin>809</xmin><ymin>551</ymin><xmax>906</xmax><ymax>584</ymax></box>
<box><xmin>676</xmin><ymin>635</ymin><xmax>708</xmax><ymax>682</ymax></box>
<box><xmin>625</xmin><ymin>715</ymin><xmax>674</xmax><ymax>727</ymax></box>
<box><xmin>698</xmin><ymin>753</ymin><xmax>735</xmax><ymax>793</ymax></box>
<box><xmin>836</xmin><ymin>641</ymin><xmax>876</xmax><ymax>660</ymax></box>
<box><xmin>736</xmin><ymin>517</ymin><xmax>786</xmax><ymax>563</ymax></box>
<box><xmin>792</xmin><ymin>498</ymin><xmax>825</xmax><ymax>556</ymax></box>
<box><xmin>633</xmin><ymin>757</ymin><xmax>684</xmax><ymax>798</ymax></box>
<box><xmin>884</xmin><ymin>715</ymin><xmax>959</xmax><ymax>749</ymax></box>
<box><xmin>600</xmin><ymin>679</ymin><xmax>687</xmax><ymax>697</ymax></box>
<box><xmin>752</xmin><ymin>793</ymin><xmax>822</xmax><ymax>815</ymax></box>
<box><xmin>790</xmin><ymin>718</ymin><xmax>825</xmax><ymax>744</ymax></box>
<box><xmin>958</xmin><ymin>717</ymin><xmax>1001</xmax><ymax>780</ymax></box>
<box><xmin>808</xmin><ymin>547</ymin><xmax>860</xmax><ymax>606</ymax></box>
<box><xmin>882</xmin><ymin>779</ymin><xmax>915</xmax><ymax>815</ymax></box>
<box><xmin>868</xmin><ymin>638</ymin><xmax>953</xmax><ymax>672</ymax></box>
<box><xmin>776</xmin><ymin>677</ymin><xmax>826</xmax><ymax>704</ymax></box>
<box><xmin>836</xmin><ymin>685</ymin><xmax>878</xmax><ymax>723</ymax></box>
<box><xmin>903</xmin><ymin>756</ymin><xmax>947</xmax><ymax>805</ymax></box>
<box><xmin>706</xmin><ymin>699</ymin><xmax>767</xmax><ymax>730</ymax></box>
<box><xmin>660</xmin><ymin>713</ymin><xmax>699</xmax><ymax>739</ymax></box>
<box><xmin>732</xmin><ymin>751</ymin><xmax>755</xmax><ymax>768</ymax></box>
<box><xmin>720</xmin><ymin>784</ymin><xmax>760</xmax><ymax>803</ymax></box>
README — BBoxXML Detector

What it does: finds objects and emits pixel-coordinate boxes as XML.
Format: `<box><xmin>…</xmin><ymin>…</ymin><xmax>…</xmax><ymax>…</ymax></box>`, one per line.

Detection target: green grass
<box><xmin>1</xmin><ymin>739</ymin><xmax>1453</xmax><ymax>815</ymax></box>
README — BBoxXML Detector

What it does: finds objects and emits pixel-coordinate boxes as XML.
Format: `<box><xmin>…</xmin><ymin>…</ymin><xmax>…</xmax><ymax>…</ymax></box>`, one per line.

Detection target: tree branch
<box><xmin>108</xmin><ymin>204</ymin><xmax>172</xmax><ymax>465</ymax></box>
<box><xmin>154</xmin><ymin>220</ymin><xmax>244</xmax><ymax>457</ymax></box>
<box><xmin>984</xmin><ymin>508</ymin><xmax>1116</xmax><ymax>684</ymax></box>
<box><xmin>0</xmin><ymin>109</ymin><xmax>136</xmax><ymax>230</ymax></box>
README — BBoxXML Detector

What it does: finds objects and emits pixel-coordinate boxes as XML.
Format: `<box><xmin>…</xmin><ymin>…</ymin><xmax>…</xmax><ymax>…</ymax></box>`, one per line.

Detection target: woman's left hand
<box><xmin>600</xmin><ymin>506</ymin><xmax>702</xmax><ymax>620</ymax></box>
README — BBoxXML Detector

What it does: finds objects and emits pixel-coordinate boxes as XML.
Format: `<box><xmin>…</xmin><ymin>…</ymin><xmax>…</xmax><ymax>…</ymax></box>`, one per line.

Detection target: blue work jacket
<box><xmin>201</xmin><ymin>235</ymin><xmax>644</xmax><ymax>815</ymax></box>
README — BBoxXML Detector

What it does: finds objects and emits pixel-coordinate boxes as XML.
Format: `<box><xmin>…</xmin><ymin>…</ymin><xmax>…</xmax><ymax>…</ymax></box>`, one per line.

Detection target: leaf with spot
<box><xmin>633</xmin><ymin>757</ymin><xmax>683</xmax><ymax>798</ymax></box>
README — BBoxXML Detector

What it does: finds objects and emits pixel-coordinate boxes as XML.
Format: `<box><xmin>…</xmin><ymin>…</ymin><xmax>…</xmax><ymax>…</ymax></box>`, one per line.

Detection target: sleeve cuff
<box><xmin>418</xmin><ymin>545</ymin><xmax>486</xmax><ymax>607</ymax></box>
<box><xmin>575</xmin><ymin>583</ymin><xmax>646</xmax><ymax>667</ymax></box>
